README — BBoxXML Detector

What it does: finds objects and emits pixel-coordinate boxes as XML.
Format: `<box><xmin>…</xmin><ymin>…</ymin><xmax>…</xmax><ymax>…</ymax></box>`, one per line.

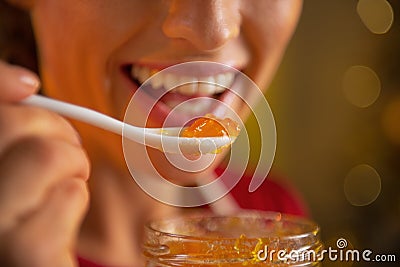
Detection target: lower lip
<box><xmin>121</xmin><ymin>67</ymin><xmax>237</xmax><ymax>127</ymax></box>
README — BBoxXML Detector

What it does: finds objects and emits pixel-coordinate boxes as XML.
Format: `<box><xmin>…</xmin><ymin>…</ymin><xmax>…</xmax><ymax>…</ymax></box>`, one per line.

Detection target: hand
<box><xmin>0</xmin><ymin>61</ymin><xmax>90</xmax><ymax>267</ymax></box>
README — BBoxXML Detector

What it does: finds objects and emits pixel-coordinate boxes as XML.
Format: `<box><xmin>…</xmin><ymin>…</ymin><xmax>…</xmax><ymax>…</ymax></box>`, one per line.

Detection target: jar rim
<box><xmin>145</xmin><ymin>210</ymin><xmax>319</xmax><ymax>241</ymax></box>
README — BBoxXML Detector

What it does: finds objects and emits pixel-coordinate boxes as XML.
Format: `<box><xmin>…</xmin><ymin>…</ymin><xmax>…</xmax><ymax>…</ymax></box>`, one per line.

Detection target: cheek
<box><xmin>30</xmin><ymin>1</ymin><xmax>137</xmax><ymax>110</ymax></box>
<box><xmin>31</xmin><ymin>3</ymin><xmax>103</xmax><ymax>84</ymax></box>
<box><xmin>241</xmin><ymin>1</ymin><xmax>302</xmax><ymax>54</ymax></box>
<box><xmin>240</xmin><ymin>1</ymin><xmax>302</xmax><ymax>88</ymax></box>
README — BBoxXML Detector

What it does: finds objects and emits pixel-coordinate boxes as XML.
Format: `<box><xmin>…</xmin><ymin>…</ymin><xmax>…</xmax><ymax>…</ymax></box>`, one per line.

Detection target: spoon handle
<box><xmin>22</xmin><ymin>94</ymin><xmax>125</xmax><ymax>136</ymax></box>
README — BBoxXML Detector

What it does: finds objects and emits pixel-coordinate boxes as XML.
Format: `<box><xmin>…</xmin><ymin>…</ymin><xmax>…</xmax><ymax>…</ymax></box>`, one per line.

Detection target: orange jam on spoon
<box><xmin>181</xmin><ymin>114</ymin><xmax>240</xmax><ymax>138</ymax></box>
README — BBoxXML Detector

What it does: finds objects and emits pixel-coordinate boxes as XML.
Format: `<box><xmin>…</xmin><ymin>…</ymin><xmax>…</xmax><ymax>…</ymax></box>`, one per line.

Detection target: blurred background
<box><xmin>251</xmin><ymin>0</ymin><xmax>399</xmax><ymax>265</ymax></box>
<box><xmin>1</xmin><ymin>0</ymin><xmax>399</xmax><ymax>266</ymax></box>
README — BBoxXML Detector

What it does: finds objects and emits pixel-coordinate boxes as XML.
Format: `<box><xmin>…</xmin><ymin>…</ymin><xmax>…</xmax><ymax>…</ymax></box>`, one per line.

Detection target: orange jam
<box><xmin>181</xmin><ymin>114</ymin><xmax>240</xmax><ymax>138</ymax></box>
<box><xmin>143</xmin><ymin>212</ymin><xmax>322</xmax><ymax>267</ymax></box>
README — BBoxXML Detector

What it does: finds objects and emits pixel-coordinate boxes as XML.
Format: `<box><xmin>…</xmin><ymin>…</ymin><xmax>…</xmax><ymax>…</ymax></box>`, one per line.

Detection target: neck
<box><xmin>77</xmin><ymin>161</ymin><xmax>181</xmax><ymax>266</ymax></box>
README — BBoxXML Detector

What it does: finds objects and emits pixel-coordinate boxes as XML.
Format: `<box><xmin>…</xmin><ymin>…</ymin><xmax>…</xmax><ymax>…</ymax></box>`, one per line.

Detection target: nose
<box><xmin>162</xmin><ymin>0</ymin><xmax>241</xmax><ymax>51</ymax></box>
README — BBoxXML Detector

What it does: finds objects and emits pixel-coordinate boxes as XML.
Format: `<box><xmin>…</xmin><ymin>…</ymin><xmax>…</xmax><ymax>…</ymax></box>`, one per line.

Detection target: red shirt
<box><xmin>78</xmin><ymin>171</ymin><xmax>308</xmax><ymax>267</ymax></box>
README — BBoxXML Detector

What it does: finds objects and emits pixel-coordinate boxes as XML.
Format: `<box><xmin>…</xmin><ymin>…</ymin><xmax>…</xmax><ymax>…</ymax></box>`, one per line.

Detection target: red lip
<box><xmin>120</xmin><ymin>64</ymin><xmax>240</xmax><ymax>127</ymax></box>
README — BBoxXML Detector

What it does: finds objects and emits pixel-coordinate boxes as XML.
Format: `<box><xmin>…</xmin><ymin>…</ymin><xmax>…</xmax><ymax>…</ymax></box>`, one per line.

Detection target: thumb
<box><xmin>0</xmin><ymin>60</ymin><xmax>40</xmax><ymax>102</ymax></box>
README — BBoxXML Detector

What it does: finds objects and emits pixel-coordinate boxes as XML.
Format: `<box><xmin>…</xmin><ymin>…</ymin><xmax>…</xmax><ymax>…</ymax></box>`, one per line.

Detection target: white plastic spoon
<box><xmin>21</xmin><ymin>95</ymin><xmax>236</xmax><ymax>155</ymax></box>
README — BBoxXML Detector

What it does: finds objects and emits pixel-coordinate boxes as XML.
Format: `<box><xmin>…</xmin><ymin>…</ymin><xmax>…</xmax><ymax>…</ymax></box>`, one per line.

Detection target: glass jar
<box><xmin>143</xmin><ymin>211</ymin><xmax>323</xmax><ymax>266</ymax></box>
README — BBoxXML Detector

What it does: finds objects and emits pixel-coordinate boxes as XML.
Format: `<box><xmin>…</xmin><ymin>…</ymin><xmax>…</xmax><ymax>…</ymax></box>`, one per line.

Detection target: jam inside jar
<box><xmin>143</xmin><ymin>211</ymin><xmax>323</xmax><ymax>266</ymax></box>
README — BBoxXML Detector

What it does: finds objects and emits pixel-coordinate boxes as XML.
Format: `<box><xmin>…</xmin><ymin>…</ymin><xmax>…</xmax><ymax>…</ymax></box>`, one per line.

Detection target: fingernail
<box><xmin>20</xmin><ymin>74</ymin><xmax>40</xmax><ymax>89</ymax></box>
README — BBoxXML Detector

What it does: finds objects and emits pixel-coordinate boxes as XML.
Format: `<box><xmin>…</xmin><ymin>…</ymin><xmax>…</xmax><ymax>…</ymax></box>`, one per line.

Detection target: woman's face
<box><xmin>28</xmin><ymin>0</ymin><xmax>302</xmax><ymax>181</ymax></box>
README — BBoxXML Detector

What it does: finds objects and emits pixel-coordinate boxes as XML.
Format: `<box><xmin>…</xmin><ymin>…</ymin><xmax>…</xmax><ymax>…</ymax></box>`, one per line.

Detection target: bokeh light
<box><xmin>344</xmin><ymin>164</ymin><xmax>381</xmax><ymax>206</ymax></box>
<box><xmin>382</xmin><ymin>95</ymin><xmax>400</xmax><ymax>146</ymax></box>
<box><xmin>342</xmin><ymin>65</ymin><xmax>381</xmax><ymax>108</ymax></box>
<box><xmin>357</xmin><ymin>0</ymin><xmax>394</xmax><ymax>34</ymax></box>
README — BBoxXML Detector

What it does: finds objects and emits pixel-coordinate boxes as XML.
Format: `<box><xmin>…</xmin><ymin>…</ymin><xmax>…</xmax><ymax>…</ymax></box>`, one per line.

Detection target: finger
<box><xmin>0</xmin><ymin>137</ymin><xmax>90</xmax><ymax>232</ymax></box>
<box><xmin>3</xmin><ymin>178</ymin><xmax>89</xmax><ymax>267</ymax></box>
<box><xmin>0</xmin><ymin>61</ymin><xmax>40</xmax><ymax>102</ymax></box>
<box><xmin>0</xmin><ymin>105</ymin><xmax>82</xmax><ymax>153</ymax></box>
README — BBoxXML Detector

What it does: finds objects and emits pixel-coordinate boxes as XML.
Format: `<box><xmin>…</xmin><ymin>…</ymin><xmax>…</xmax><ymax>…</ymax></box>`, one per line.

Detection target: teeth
<box><xmin>177</xmin><ymin>76</ymin><xmax>197</xmax><ymax>95</ymax></box>
<box><xmin>164</xmin><ymin>73</ymin><xmax>179</xmax><ymax>91</ymax></box>
<box><xmin>166</xmin><ymin>98</ymin><xmax>214</xmax><ymax>115</ymax></box>
<box><xmin>130</xmin><ymin>65</ymin><xmax>235</xmax><ymax>96</ymax></box>
<box><xmin>198</xmin><ymin>76</ymin><xmax>216</xmax><ymax>95</ymax></box>
<box><xmin>215</xmin><ymin>72</ymin><xmax>234</xmax><ymax>91</ymax></box>
<box><xmin>150</xmin><ymin>72</ymin><xmax>164</xmax><ymax>89</ymax></box>
<box><xmin>138</xmin><ymin>66</ymin><xmax>150</xmax><ymax>83</ymax></box>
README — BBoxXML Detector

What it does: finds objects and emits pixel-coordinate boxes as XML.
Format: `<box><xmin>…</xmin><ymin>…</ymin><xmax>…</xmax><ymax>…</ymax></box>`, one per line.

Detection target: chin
<box><xmin>146</xmin><ymin>146</ymin><xmax>227</xmax><ymax>185</ymax></box>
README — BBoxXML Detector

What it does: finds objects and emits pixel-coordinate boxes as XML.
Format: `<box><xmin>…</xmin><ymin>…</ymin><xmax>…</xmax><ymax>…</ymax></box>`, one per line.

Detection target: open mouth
<box><xmin>122</xmin><ymin>63</ymin><xmax>240</xmax><ymax>125</ymax></box>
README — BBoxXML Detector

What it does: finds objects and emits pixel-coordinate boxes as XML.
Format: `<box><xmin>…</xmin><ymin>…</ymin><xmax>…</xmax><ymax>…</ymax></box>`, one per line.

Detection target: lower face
<box><xmin>30</xmin><ymin>0</ymin><xmax>302</xmax><ymax>183</ymax></box>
